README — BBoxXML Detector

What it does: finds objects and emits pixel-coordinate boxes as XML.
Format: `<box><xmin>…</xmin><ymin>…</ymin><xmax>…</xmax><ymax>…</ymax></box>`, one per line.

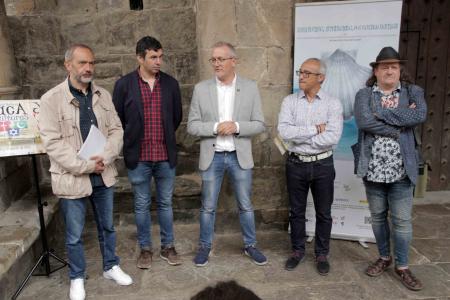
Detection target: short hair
<box><xmin>304</xmin><ymin>58</ymin><xmax>327</xmax><ymax>75</ymax></box>
<box><xmin>136</xmin><ymin>36</ymin><xmax>162</xmax><ymax>58</ymax></box>
<box><xmin>64</xmin><ymin>44</ymin><xmax>93</xmax><ymax>61</ymax></box>
<box><xmin>212</xmin><ymin>41</ymin><xmax>237</xmax><ymax>58</ymax></box>
<box><xmin>191</xmin><ymin>280</ymin><xmax>261</xmax><ymax>300</ymax></box>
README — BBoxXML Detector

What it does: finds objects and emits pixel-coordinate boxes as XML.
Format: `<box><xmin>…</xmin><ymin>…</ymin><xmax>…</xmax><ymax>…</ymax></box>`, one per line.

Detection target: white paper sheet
<box><xmin>77</xmin><ymin>125</ymin><xmax>106</xmax><ymax>160</ymax></box>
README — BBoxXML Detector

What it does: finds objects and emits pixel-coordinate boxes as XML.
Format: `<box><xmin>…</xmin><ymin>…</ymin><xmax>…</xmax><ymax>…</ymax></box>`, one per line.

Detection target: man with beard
<box><xmin>112</xmin><ymin>36</ymin><xmax>183</xmax><ymax>269</ymax></box>
<box><xmin>38</xmin><ymin>44</ymin><xmax>132</xmax><ymax>300</ymax></box>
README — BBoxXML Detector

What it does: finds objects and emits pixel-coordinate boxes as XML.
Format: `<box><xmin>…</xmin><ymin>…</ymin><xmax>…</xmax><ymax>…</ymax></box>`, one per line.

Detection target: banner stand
<box><xmin>12</xmin><ymin>154</ymin><xmax>67</xmax><ymax>300</ymax></box>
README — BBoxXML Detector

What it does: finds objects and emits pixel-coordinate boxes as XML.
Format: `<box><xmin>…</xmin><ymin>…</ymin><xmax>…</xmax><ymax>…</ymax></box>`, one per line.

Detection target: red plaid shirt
<box><xmin>138</xmin><ymin>71</ymin><xmax>168</xmax><ymax>161</ymax></box>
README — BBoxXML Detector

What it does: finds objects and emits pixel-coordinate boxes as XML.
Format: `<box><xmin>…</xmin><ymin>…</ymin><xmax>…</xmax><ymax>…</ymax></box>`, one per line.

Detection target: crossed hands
<box><xmin>217</xmin><ymin>121</ymin><xmax>238</xmax><ymax>136</ymax></box>
<box><xmin>316</xmin><ymin>123</ymin><xmax>326</xmax><ymax>134</ymax></box>
<box><xmin>90</xmin><ymin>155</ymin><xmax>105</xmax><ymax>174</ymax></box>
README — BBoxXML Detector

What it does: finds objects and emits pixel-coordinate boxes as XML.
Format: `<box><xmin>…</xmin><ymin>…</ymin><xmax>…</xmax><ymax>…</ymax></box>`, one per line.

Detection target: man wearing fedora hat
<box><xmin>353</xmin><ymin>46</ymin><xmax>427</xmax><ymax>291</ymax></box>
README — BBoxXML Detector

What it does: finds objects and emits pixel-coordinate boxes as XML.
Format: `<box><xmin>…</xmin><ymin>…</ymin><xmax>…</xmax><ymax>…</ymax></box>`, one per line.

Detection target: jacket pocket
<box><xmin>59</xmin><ymin>113</ymin><xmax>75</xmax><ymax>138</ymax></box>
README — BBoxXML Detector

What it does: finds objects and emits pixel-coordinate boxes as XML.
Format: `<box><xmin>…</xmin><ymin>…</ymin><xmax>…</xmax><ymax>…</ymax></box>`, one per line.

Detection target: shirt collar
<box><xmin>68</xmin><ymin>78</ymin><xmax>92</xmax><ymax>96</ymax></box>
<box><xmin>137</xmin><ymin>68</ymin><xmax>160</xmax><ymax>84</ymax></box>
<box><xmin>216</xmin><ymin>74</ymin><xmax>236</xmax><ymax>88</ymax></box>
<box><xmin>373</xmin><ymin>82</ymin><xmax>402</xmax><ymax>94</ymax></box>
<box><xmin>298</xmin><ymin>88</ymin><xmax>324</xmax><ymax>101</ymax></box>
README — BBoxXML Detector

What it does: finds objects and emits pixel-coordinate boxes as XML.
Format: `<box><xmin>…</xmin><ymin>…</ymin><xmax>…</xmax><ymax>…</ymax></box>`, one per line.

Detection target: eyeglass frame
<box><xmin>208</xmin><ymin>57</ymin><xmax>235</xmax><ymax>64</ymax></box>
<box><xmin>295</xmin><ymin>69</ymin><xmax>322</xmax><ymax>78</ymax></box>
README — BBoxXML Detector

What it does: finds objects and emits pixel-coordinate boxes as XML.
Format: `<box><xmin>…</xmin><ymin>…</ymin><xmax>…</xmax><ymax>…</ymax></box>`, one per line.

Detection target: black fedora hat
<box><xmin>370</xmin><ymin>46</ymin><xmax>406</xmax><ymax>67</ymax></box>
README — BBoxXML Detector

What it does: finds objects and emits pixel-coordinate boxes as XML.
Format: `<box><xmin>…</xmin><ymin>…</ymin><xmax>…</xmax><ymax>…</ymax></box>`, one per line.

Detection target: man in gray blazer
<box><xmin>187</xmin><ymin>41</ymin><xmax>267</xmax><ymax>267</ymax></box>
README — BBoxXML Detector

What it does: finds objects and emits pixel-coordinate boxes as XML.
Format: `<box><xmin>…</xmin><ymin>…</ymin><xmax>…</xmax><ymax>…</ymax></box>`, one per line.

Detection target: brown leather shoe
<box><xmin>395</xmin><ymin>268</ymin><xmax>423</xmax><ymax>291</ymax></box>
<box><xmin>366</xmin><ymin>257</ymin><xmax>392</xmax><ymax>277</ymax></box>
<box><xmin>160</xmin><ymin>246</ymin><xmax>181</xmax><ymax>266</ymax></box>
<box><xmin>137</xmin><ymin>249</ymin><xmax>153</xmax><ymax>269</ymax></box>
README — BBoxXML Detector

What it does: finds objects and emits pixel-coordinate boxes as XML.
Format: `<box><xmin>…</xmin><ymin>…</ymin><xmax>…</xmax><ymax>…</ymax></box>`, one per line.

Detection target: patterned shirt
<box><xmin>366</xmin><ymin>83</ymin><xmax>405</xmax><ymax>183</ymax></box>
<box><xmin>138</xmin><ymin>71</ymin><xmax>168</xmax><ymax>162</ymax></box>
<box><xmin>278</xmin><ymin>89</ymin><xmax>343</xmax><ymax>154</ymax></box>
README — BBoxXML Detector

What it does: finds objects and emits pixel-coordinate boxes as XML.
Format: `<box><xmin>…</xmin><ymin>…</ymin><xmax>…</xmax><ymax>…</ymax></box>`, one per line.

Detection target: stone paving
<box><xmin>14</xmin><ymin>201</ymin><xmax>450</xmax><ymax>300</ymax></box>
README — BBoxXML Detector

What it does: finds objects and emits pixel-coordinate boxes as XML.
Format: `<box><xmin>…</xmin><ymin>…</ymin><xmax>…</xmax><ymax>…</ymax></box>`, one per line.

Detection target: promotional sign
<box><xmin>293</xmin><ymin>0</ymin><xmax>403</xmax><ymax>242</ymax></box>
<box><xmin>0</xmin><ymin>100</ymin><xmax>44</xmax><ymax>157</ymax></box>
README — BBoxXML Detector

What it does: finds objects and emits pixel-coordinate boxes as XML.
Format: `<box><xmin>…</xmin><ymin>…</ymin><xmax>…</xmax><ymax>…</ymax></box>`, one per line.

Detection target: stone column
<box><xmin>0</xmin><ymin>0</ymin><xmax>21</xmax><ymax>100</ymax></box>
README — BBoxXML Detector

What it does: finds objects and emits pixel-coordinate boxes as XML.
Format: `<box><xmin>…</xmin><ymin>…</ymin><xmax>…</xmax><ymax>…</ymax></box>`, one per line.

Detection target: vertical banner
<box><xmin>0</xmin><ymin>100</ymin><xmax>44</xmax><ymax>157</ymax></box>
<box><xmin>293</xmin><ymin>0</ymin><xmax>403</xmax><ymax>242</ymax></box>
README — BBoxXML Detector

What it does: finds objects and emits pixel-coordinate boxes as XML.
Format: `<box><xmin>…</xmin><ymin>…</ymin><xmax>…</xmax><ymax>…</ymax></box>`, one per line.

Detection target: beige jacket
<box><xmin>38</xmin><ymin>78</ymin><xmax>123</xmax><ymax>199</ymax></box>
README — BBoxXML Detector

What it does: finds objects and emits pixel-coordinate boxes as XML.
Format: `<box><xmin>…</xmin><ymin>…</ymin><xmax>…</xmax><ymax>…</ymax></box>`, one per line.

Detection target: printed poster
<box><xmin>293</xmin><ymin>0</ymin><xmax>403</xmax><ymax>242</ymax></box>
<box><xmin>0</xmin><ymin>100</ymin><xmax>44</xmax><ymax>157</ymax></box>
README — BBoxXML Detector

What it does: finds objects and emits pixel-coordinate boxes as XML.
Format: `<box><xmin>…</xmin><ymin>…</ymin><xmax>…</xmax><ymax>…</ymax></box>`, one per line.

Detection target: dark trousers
<box><xmin>286</xmin><ymin>154</ymin><xmax>335</xmax><ymax>256</ymax></box>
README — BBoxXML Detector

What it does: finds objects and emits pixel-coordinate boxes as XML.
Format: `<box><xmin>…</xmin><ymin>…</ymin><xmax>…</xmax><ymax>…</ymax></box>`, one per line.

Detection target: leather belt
<box><xmin>289</xmin><ymin>150</ymin><xmax>333</xmax><ymax>162</ymax></box>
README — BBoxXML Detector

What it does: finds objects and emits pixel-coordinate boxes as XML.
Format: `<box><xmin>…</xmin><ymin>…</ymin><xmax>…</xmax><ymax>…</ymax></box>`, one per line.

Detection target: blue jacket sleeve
<box><xmin>354</xmin><ymin>88</ymin><xmax>400</xmax><ymax>138</ymax></box>
<box><xmin>374</xmin><ymin>85</ymin><xmax>427</xmax><ymax>128</ymax></box>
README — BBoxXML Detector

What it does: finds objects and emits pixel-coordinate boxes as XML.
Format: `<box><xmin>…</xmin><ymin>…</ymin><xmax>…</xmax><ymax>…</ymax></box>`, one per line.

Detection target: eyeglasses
<box><xmin>208</xmin><ymin>57</ymin><xmax>234</xmax><ymax>64</ymax></box>
<box><xmin>296</xmin><ymin>70</ymin><xmax>321</xmax><ymax>78</ymax></box>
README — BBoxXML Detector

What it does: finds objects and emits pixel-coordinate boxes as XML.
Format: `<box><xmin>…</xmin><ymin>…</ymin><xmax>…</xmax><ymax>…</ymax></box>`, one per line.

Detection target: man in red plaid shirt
<box><xmin>113</xmin><ymin>36</ymin><xmax>182</xmax><ymax>269</ymax></box>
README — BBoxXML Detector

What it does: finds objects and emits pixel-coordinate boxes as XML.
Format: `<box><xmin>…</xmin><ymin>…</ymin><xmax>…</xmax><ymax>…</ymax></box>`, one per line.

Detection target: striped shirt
<box><xmin>278</xmin><ymin>89</ymin><xmax>343</xmax><ymax>154</ymax></box>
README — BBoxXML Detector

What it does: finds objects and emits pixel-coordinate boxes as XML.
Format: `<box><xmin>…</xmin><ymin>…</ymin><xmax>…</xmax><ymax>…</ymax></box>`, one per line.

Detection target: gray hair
<box><xmin>64</xmin><ymin>44</ymin><xmax>94</xmax><ymax>61</ymax></box>
<box><xmin>212</xmin><ymin>41</ymin><xmax>237</xmax><ymax>58</ymax></box>
<box><xmin>304</xmin><ymin>58</ymin><xmax>327</xmax><ymax>75</ymax></box>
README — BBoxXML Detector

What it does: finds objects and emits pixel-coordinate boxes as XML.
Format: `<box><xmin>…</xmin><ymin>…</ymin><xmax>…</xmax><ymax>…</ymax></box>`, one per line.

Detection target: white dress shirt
<box><xmin>213</xmin><ymin>75</ymin><xmax>239</xmax><ymax>152</ymax></box>
<box><xmin>278</xmin><ymin>89</ymin><xmax>343</xmax><ymax>154</ymax></box>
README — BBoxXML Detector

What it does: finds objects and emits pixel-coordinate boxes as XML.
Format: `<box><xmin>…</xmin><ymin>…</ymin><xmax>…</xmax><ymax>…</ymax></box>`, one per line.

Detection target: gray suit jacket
<box><xmin>187</xmin><ymin>75</ymin><xmax>265</xmax><ymax>171</ymax></box>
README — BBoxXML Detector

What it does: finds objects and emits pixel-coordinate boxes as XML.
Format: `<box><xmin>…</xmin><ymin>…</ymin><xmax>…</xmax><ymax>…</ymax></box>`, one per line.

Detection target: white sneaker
<box><xmin>103</xmin><ymin>265</ymin><xmax>133</xmax><ymax>286</ymax></box>
<box><xmin>69</xmin><ymin>278</ymin><xmax>85</xmax><ymax>300</ymax></box>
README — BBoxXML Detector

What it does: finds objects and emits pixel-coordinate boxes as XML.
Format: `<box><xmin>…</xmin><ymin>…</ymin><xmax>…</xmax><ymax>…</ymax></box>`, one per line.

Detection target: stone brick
<box><xmin>92</xmin><ymin>78</ymin><xmax>116</xmax><ymax>95</ymax></box>
<box><xmin>94</xmin><ymin>61</ymin><xmax>122</xmax><ymax>80</ymax></box>
<box><xmin>150</xmin><ymin>8</ymin><xmax>196</xmax><ymax>51</ymax></box>
<box><xmin>235</xmin><ymin>47</ymin><xmax>268</xmax><ymax>85</ymax></box>
<box><xmin>102</xmin><ymin>11</ymin><xmax>141</xmax><ymax>54</ymax></box>
<box><xmin>196</xmin><ymin>0</ymin><xmax>238</xmax><ymax>49</ymax></box>
<box><xmin>180</xmin><ymin>84</ymin><xmax>194</xmax><ymax>122</ymax></box>
<box><xmin>4</xmin><ymin>0</ymin><xmax>34</xmax><ymax>16</ymax></box>
<box><xmin>33</xmin><ymin>0</ymin><xmax>58</xmax><ymax>13</ymax></box>
<box><xmin>235</xmin><ymin>0</ymin><xmax>293</xmax><ymax>47</ymax></box>
<box><xmin>144</xmin><ymin>0</ymin><xmax>194</xmax><ymax>9</ymax></box>
<box><xmin>121</xmin><ymin>54</ymin><xmax>138</xmax><ymax>75</ymax></box>
<box><xmin>96</xmin><ymin>0</ymin><xmax>129</xmax><ymax>11</ymax></box>
<box><xmin>17</xmin><ymin>55</ymin><xmax>66</xmax><ymax>84</ymax></box>
<box><xmin>259</xmin><ymin>85</ymin><xmax>291</xmax><ymax>127</ymax></box>
<box><xmin>59</xmin><ymin>14</ymin><xmax>107</xmax><ymax>54</ymax></box>
<box><xmin>56</xmin><ymin>0</ymin><xmax>98</xmax><ymax>15</ymax></box>
<box><xmin>174</xmin><ymin>51</ymin><xmax>199</xmax><ymax>85</ymax></box>
<box><xmin>8</xmin><ymin>16</ymin><xmax>62</xmax><ymax>57</ymax></box>
<box><xmin>268</xmin><ymin>46</ymin><xmax>293</xmax><ymax>85</ymax></box>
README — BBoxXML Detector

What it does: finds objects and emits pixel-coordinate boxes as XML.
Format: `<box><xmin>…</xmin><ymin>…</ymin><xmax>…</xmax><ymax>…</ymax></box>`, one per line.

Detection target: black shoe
<box><xmin>285</xmin><ymin>250</ymin><xmax>305</xmax><ymax>271</ymax></box>
<box><xmin>316</xmin><ymin>255</ymin><xmax>330</xmax><ymax>275</ymax></box>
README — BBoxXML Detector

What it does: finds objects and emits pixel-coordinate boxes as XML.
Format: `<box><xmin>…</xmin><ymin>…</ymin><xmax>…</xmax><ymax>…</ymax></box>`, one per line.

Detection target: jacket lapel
<box><xmin>232</xmin><ymin>75</ymin><xmax>242</xmax><ymax>120</ymax></box>
<box><xmin>208</xmin><ymin>79</ymin><xmax>219</xmax><ymax>121</ymax></box>
<box><xmin>131</xmin><ymin>71</ymin><xmax>144</xmax><ymax>122</ymax></box>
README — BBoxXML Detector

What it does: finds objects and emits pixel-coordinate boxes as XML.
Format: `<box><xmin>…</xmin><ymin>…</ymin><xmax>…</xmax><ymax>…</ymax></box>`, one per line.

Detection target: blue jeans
<box><xmin>127</xmin><ymin>161</ymin><xmax>176</xmax><ymax>249</ymax></box>
<box><xmin>199</xmin><ymin>151</ymin><xmax>257</xmax><ymax>249</ymax></box>
<box><xmin>60</xmin><ymin>185</ymin><xmax>119</xmax><ymax>279</ymax></box>
<box><xmin>286</xmin><ymin>154</ymin><xmax>335</xmax><ymax>256</ymax></box>
<box><xmin>363</xmin><ymin>177</ymin><xmax>414</xmax><ymax>267</ymax></box>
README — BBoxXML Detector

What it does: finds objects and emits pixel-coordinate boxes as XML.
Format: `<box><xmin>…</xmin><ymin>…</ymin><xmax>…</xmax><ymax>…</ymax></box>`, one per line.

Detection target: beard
<box><xmin>75</xmin><ymin>73</ymin><xmax>93</xmax><ymax>84</ymax></box>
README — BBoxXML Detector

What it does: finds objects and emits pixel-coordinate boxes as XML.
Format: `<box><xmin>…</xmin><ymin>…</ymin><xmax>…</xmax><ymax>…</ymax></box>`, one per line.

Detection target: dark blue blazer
<box><xmin>112</xmin><ymin>70</ymin><xmax>182</xmax><ymax>169</ymax></box>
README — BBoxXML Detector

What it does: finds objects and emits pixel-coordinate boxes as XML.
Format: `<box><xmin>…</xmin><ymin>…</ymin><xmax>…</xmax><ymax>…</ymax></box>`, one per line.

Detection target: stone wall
<box><xmin>3</xmin><ymin>0</ymin><xmax>324</xmax><ymax>225</ymax></box>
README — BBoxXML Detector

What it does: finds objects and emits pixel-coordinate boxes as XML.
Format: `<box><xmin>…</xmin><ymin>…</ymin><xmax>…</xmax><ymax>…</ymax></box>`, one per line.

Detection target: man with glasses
<box><xmin>187</xmin><ymin>41</ymin><xmax>267</xmax><ymax>267</ymax></box>
<box><xmin>278</xmin><ymin>58</ymin><xmax>343</xmax><ymax>275</ymax></box>
<box><xmin>112</xmin><ymin>36</ymin><xmax>182</xmax><ymax>269</ymax></box>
